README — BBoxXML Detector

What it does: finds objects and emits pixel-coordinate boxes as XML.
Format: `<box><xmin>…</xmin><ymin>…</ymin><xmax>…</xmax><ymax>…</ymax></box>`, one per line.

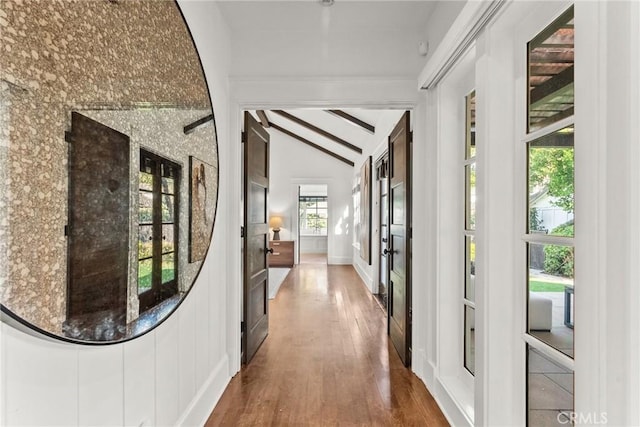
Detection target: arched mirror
<box><xmin>0</xmin><ymin>0</ymin><xmax>218</xmax><ymax>343</ymax></box>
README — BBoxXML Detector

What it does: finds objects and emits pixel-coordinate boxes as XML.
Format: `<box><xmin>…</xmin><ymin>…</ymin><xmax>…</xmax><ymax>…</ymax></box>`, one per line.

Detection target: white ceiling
<box><xmin>218</xmin><ymin>1</ymin><xmax>439</xmax><ymax>78</ymax></box>
<box><xmin>217</xmin><ymin>1</ymin><xmax>436</xmax><ymax>33</ymax></box>
<box><xmin>230</xmin><ymin>2</ymin><xmax>435</xmax><ymax>166</ymax></box>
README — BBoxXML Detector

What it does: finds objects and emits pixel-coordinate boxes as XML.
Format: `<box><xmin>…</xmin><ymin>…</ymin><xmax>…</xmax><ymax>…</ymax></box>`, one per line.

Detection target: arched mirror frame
<box><xmin>0</xmin><ymin>0</ymin><xmax>219</xmax><ymax>345</ymax></box>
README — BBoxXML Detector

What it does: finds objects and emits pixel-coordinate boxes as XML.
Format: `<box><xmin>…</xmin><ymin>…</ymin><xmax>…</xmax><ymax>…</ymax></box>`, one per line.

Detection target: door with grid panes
<box><xmin>138</xmin><ymin>150</ymin><xmax>180</xmax><ymax>313</ymax></box>
<box><xmin>523</xmin><ymin>6</ymin><xmax>575</xmax><ymax>425</ymax></box>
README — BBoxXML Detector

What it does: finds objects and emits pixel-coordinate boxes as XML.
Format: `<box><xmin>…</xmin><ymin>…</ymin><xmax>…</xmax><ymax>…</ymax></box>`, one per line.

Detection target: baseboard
<box><xmin>328</xmin><ymin>256</ymin><xmax>352</xmax><ymax>265</ymax></box>
<box><xmin>431</xmin><ymin>375</ymin><xmax>474</xmax><ymax>427</ymax></box>
<box><xmin>353</xmin><ymin>261</ymin><xmax>374</xmax><ymax>293</ymax></box>
<box><xmin>175</xmin><ymin>355</ymin><xmax>230</xmax><ymax>427</ymax></box>
<box><xmin>412</xmin><ymin>357</ymin><xmax>473</xmax><ymax>427</ymax></box>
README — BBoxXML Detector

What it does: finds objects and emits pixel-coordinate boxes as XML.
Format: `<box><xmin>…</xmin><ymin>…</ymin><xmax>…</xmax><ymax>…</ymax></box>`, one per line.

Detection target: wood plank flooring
<box><xmin>206</xmin><ymin>264</ymin><xmax>448</xmax><ymax>426</ymax></box>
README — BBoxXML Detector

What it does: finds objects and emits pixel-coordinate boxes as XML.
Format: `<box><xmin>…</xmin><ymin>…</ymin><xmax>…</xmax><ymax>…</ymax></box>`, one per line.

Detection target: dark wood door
<box><xmin>242</xmin><ymin>111</ymin><xmax>270</xmax><ymax>364</ymax></box>
<box><xmin>67</xmin><ymin>112</ymin><xmax>130</xmax><ymax>324</ymax></box>
<box><xmin>388</xmin><ymin>111</ymin><xmax>412</xmax><ymax>366</ymax></box>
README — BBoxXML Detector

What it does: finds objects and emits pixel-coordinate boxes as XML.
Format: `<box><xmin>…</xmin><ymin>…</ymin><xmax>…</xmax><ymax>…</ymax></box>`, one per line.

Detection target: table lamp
<box><xmin>269</xmin><ymin>215</ymin><xmax>283</xmax><ymax>240</ymax></box>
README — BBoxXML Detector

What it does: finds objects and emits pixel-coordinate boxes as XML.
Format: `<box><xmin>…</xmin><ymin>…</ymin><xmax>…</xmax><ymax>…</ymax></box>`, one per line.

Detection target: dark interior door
<box><xmin>242</xmin><ymin>111</ymin><xmax>270</xmax><ymax>364</ymax></box>
<box><xmin>388</xmin><ymin>111</ymin><xmax>412</xmax><ymax>366</ymax></box>
<box><xmin>67</xmin><ymin>112</ymin><xmax>129</xmax><ymax>324</ymax></box>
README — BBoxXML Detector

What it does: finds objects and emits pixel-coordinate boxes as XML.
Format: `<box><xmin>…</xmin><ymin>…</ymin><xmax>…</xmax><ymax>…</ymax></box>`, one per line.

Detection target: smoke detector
<box><xmin>320</xmin><ymin>0</ymin><xmax>334</xmax><ymax>6</ymax></box>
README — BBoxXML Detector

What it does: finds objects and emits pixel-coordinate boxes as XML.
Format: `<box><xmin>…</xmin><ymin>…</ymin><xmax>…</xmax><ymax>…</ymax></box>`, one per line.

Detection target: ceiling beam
<box><xmin>256</xmin><ymin>110</ymin><xmax>270</xmax><ymax>128</ymax></box>
<box><xmin>183</xmin><ymin>114</ymin><xmax>213</xmax><ymax>134</ymax></box>
<box><xmin>268</xmin><ymin>122</ymin><xmax>354</xmax><ymax>167</ymax></box>
<box><xmin>271</xmin><ymin>110</ymin><xmax>362</xmax><ymax>154</ymax></box>
<box><xmin>325</xmin><ymin>109</ymin><xmax>375</xmax><ymax>134</ymax></box>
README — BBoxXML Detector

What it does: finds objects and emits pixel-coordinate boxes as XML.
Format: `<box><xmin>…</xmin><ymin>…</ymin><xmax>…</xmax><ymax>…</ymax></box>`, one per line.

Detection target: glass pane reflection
<box><xmin>161</xmin><ymin>253</ymin><xmax>175</xmax><ymax>284</ymax></box>
<box><xmin>465</xmin><ymin>235</ymin><xmax>475</xmax><ymax>302</ymax></box>
<box><xmin>138</xmin><ymin>259</ymin><xmax>153</xmax><ymax>293</ymax></box>
<box><xmin>527</xmin><ymin>345</ymin><xmax>574</xmax><ymax>426</ymax></box>
<box><xmin>528</xmin><ymin>243</ymin><xmax>574</xmax><ymax>358</ymax></box>
<box><xmin>528</xmin><ymin>7</ymin><xmax>574</xmax><ymax>132</ymax></box>
<box><xmin>528</xmin><ymin>127</ymin><xmax>574</xmax><ymax>237</ymax></box>
<box><xmin>464</xmin><ymin>305</ymin><xmax>475</xmax><ymax>375</ymax></box>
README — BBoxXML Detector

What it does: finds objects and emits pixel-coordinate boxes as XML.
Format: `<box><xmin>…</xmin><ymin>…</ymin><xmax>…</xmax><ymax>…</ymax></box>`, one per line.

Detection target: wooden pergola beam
<box><xmin>530</xmin><ymin>65</ymin><xmax>574</xmax><ymax>107</ymax></box>
<box><xmin>325</xmin><ymin>109</ymin><xmax>375</xmax><ymax>134</ymax></box>
<box><xmin>268</xmin><ymin>122</ymin><xmax>354</xmax><ymax>167</ymax></box>
<box><xmin>531</xmin><ymin>107</ymin><xmax>575</xmax><ymax>130</ymax></box>
<box><xmin>271</xmin><ymin>110</ymin><xmax>362</xmax><ymax>154</ymax></box>
<box><xmin>529</xmin><ymin>6</ymin><xmax>574</xmax><ymax>48</ymax></box>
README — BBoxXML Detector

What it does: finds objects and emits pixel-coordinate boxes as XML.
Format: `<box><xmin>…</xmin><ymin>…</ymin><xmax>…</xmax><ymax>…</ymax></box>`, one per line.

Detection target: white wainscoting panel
<box><xmin>123</xmin><ymin>330</ymin><xmax>155</xmax><ymax>427</ymax></box>
<box><xmin>78</xmin><ymin>345</ymin><xmax>124</xmax><ymax>426</ymax></box>
<box><xmin>2</xmin><ymin>324</ymin><xmax>79</xmax><ymax>426</ymax></box>
<box><xmin>155</xmin><ymin>315</ymin><xmax>180</xmax><ymax>426</ymax></box>
<box><xmin>178</xmin><ymin>296</ymin><xmax>197</xmax><ymax>412</ymax></box>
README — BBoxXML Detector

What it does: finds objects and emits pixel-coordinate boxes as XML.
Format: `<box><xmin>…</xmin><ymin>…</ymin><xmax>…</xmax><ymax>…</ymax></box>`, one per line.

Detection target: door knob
<box><xmin>266</xmin><ymin>247</ymin><xmax>274</xmax><ymax>254</ymax></box>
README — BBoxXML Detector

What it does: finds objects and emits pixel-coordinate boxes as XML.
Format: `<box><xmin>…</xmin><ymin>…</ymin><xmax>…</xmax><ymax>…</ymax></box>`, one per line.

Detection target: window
<box><xmin>464</xmin><ymin>90</ymin><xmax>476</xmax><ymax>375</ymax></box>
<box><xmin>138</xmin><ymin>150</ymin><xmax>180</xmax><ymax>313</ymax></box>
<box><xmin>299</xmin><ymin>196</ymin><xmax>328</xmax><ymax>236</ymax></box>
<box><xmin>527</xmin><ymin>7</ymin><xmax>574</xmax><ymax>133</ymax></box>
<box><xmin>524</xmin><ymin>6</ymin><xmax>575</xmax><ymax>424</ymax></box>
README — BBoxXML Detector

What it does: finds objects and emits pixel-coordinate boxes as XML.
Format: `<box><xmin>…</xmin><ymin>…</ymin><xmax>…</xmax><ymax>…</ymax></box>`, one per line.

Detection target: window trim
<box><xmin>299</xmin><ymin>195</ymin><xmax>328</xmax><ymax>236</ymax></box>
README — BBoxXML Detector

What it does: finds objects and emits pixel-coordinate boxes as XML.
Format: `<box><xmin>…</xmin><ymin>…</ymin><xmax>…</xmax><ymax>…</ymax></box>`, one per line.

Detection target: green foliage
<box><xmin>138</xmin><ymin>259</ymin><xmax>175</xmax><ymax>292</ymax></box>
<box><xmin>529</xmin><ymin>280</ymin><xmax>566</xmax><ymax>292</ymax></box>
<box><xmin>529</xmin><ymin>147</ymin><xmax>574</xmax><ymax>213</ymax></box>
<box><xmin>139</xmin><ymin>172</ymin><xmax>153</xmax><ymax>189</ymax></box>
<box><xmin>529</xmin><ymin>207</ymin><xmax>545</xmax><ymax>232</ymax></box>
<box><xmin>139</xmin><ymin>241</ymin><xmax>153</xmax><ymax>259</ymax></box>
<box><xmin>139</xmin><ymin>208</ymin><xmax>152</xmax><ymax>223</ymax></box>
<box><xmin>543</xmin><ymin>223</ymin><xmax>574</xmax><ymax>277</ymax></box>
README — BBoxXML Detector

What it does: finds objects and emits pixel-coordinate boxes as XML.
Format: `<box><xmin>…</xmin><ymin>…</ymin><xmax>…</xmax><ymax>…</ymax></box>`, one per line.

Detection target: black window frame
<box><xmin>138</xmin><ymin>149</ymin><xmax>180</xmax><ymax>314</ymax></box>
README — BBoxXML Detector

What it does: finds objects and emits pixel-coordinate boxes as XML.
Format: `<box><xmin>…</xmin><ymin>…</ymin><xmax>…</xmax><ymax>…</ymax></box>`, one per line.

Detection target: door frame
<box><xmin>226</xmin><ymin>84</ymin><xmax>420</xmax><ymax>376</ymax></box>
<box><xmin>293</xmin><ymin>180</ymin><xmax>331</xmax><ymax>265</ymax></box>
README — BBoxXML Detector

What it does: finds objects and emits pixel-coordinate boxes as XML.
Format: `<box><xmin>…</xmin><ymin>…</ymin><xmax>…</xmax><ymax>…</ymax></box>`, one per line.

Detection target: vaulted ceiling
<box><xmin>249</xmin><ymin>108</ymin><xmax>404</xmax><ymax>167</ymax></box>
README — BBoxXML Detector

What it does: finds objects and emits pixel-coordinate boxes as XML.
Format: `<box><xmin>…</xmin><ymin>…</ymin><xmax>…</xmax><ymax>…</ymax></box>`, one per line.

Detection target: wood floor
<box><xmin>206</xmin><ymin>264</ymin><xmax>448</xmax><ymax>426</ymax></box>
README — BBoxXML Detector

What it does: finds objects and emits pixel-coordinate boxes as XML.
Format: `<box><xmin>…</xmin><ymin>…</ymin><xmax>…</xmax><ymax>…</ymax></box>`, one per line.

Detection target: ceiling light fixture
<box><xmin>320</xmin><ymin>0</ymin><xmax>334</xmax><ymax>6</ymax></box>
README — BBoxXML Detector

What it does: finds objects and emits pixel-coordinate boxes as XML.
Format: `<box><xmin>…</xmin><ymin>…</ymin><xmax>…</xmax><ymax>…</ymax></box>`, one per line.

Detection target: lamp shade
<box><xmin>269</xmin><ymin>216</ymin><xmax>283</xmax><ymax>229</ymax></box>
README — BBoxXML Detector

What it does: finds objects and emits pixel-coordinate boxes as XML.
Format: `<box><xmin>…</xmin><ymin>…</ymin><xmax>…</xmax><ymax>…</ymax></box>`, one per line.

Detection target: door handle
<box><xmin>383</xmin><ymin>248</ymin><xmax>397</xmax><ymax>256</ymax></box>
<box><xmin>266</xmin><ymin>247</ymin><xmax>274</xmax><ymax>254</ymax></box>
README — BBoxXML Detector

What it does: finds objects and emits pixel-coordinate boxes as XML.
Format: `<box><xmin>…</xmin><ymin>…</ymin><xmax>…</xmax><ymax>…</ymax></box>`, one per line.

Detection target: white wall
<box><xmin>0</xmin><ymin>2</ymin><xmax>233</xmax><ymax>426</ymax></box>
<box><xmin>351</xmin><ymin>111</ymin><xmax>406</xmax><ymax>293</ymax></box>
<box><xmin>268</xmin><ymin>129</ymin><xmax>353</xmax><ymax>265</ymax></box>
<box><xmin>299</xmin><ymin>236</ymin><xmax>328</xmax><ymax>255</ymax></box>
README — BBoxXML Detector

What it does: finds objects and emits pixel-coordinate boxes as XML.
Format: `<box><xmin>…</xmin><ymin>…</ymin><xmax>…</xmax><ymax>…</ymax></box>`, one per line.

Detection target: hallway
<box><xmin>206</xmin><ymin>264</ymin><xmax>448</xmax><ymax>426</ymax></box>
